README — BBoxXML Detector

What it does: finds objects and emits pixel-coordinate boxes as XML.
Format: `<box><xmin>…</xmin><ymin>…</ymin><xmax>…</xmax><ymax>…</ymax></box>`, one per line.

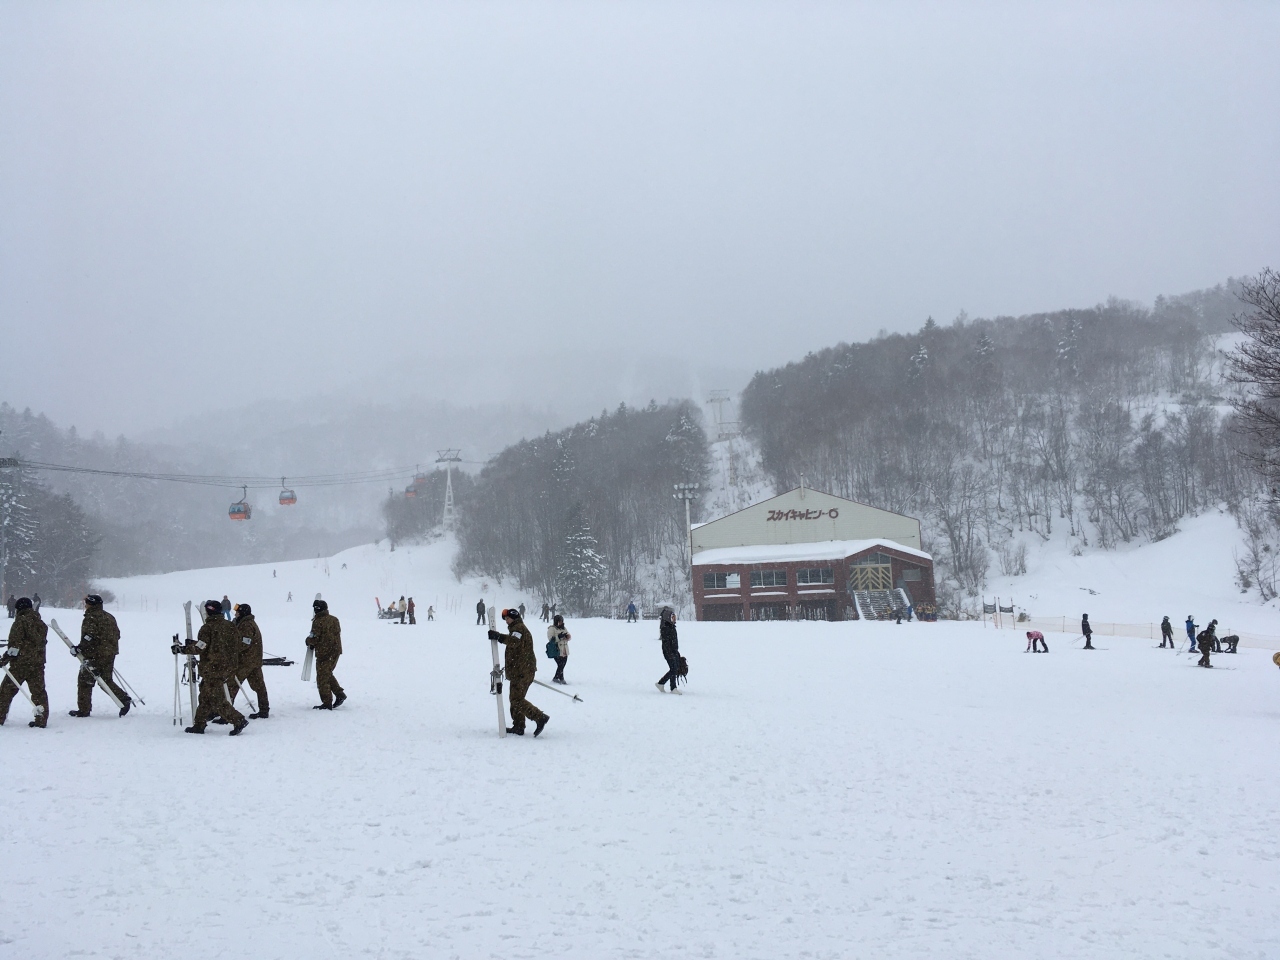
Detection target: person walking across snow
<box><xmin>548</xmin><ymin>614</ymin><xmax>570</xmax><ymax>684</ymax></box>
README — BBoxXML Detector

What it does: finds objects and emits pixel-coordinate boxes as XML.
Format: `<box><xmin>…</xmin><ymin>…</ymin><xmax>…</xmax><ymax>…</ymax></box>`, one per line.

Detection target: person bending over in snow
<box><xmin>1025</xmin><ymin>630</ymin><xmax>1048</xmax><ymax>653</ymax></box>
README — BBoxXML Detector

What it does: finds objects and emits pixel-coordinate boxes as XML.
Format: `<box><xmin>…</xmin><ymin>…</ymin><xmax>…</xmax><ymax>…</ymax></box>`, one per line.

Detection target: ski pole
<box><xmin>230</xmin><ymin>678</ymin><xmax>257</xmax><ymax>714</ymax></box>
<box><xmin>112</xmin><ymin>667</ymin><xmax>146</xmax><ymax>706</ymax></box>
<box><xmin>530</xmin><ymin>678</ymin><xmax>583</xmax><ymax>702</ymax></box>
<box><xmin>1</xmin><ymin>662</ymin><xmax>35</xmax><ymax>708</ymax></box>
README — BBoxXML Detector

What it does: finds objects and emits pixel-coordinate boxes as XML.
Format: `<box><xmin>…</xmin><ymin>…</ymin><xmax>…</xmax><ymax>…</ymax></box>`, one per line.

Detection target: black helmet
<box><xmin>84</xmin><ymin>594</ymin><xmax>103</xmax><ymax>607</ymax></box>
<box><xmin>236</xmin><ymin>602</ymin><xmax>252</xmax><ymax>617</ymax></box>
<box><xmin>313</xmin><ymin>598</ymin><xmax>328</xmax><ymax>612</ymax></box>
<box><xmin>204</xmin><ymin>599</ymin><xmax>222</xmax><ymax>616</ymax></box>
<box><xmin>501</xmin><ymin>607</ymin><xmax>518</xmax><ymax>620</ymax></box>
<box><xmin>553</xmin><ymin>614</ymin><xmax>565</xmax><ymax>627</ymax></box>
<box><xmin>14</xmin><ymin>597</ymin><xmax>32</xmax><ymax>611</ymax></box>
<box><xmin>660</xmin><ymin>606</ymin><xmax>675</xmax><ymax>623</ymax></box>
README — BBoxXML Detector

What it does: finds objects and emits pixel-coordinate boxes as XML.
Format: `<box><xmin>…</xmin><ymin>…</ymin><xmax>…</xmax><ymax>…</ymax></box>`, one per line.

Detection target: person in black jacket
<box><xmin>476</xmin><ymin>599</ymin><xmax>486</xmax><ymax>625</ymax></box>
<box><xmin>1081</xmin><ymin>613</ymin><xmax>1094</xmax><ymax>650</ymax></box>
<box><xmin>655</xmin><ymin>607</ymin><xmax>684</xmax><ymax>695</ymax></box>
<box><xmin>1159</xmin><ymin>616</ymin><xmax>1174</xmax><ymax>648</ymax></box>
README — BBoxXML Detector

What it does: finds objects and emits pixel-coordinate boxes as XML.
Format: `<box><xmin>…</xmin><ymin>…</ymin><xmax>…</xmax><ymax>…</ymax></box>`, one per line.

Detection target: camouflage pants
<box><xmin>507</xmin><ymin>674</ymin><xmax>547</xmax><ymax>729</ymax></box>
<box><xmin>232</xmin><ymin>666</ymin><xmax>269</xmax><ymax>713</ymax></box>
<box><xmin>192</xmin><ymin>673</ymin><xmax>245</xmax><ymax>728</ymax></box>
<box><xmin>0</xmin><ymin>661</ymin><xmax>49</xmax><ymax>726</ymax></box>
<box><xmin>316</xmin><ymin>654</ymin><xmax>344</xmax><ymax>707</ymax></box>
<box><xmin>78</xmin><ymin>654</ymin><xmax>130</xmax><ymax>714</ymax></box>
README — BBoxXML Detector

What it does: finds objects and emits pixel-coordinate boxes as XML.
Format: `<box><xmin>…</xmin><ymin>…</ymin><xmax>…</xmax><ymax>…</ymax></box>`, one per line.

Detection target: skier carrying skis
<box><xmin>68</xmin><ymin>594</ymin><xmax>131</xmax><ymax>718</ymax></box>
<box><xmin>173</xmin><ymin>600</ymin><xmax>248</xmax><ymax>735</ymax></box>
<box><xmin>548</xmin><ymin>614</ymin><xmax>570</xmax><ymax>684</ymax></box>
<box><xmin>488</xmin><ymin>607</ymin><xmax>549</xmax><ymax>736</ymax></box>
<box><xmin>655</xmin><ymin>607</ymin><xmax>685</xmax><ymax>694</ymax></box>
<box><xmin>230</xmin><ymin>603</ymin><xmax>269</xmax><ymax>719</ymax></box>
<box><xmin>1081</xmin><ymin>614</ymin><xmax>1094</xmax><ymax>650</ymax></box>
<box><xmin>1025</xmin><ymin>630</ymin><xmax>1048</xmax><ymax>653</ymax></box>
<box><xmin>0</xmin><ymin>597</ymin><xmax>49</xmax><ymax>728</ymax></box>
<box><xmin>307</xmin><ymin>599</ymin><xmax>346</xmax><ymax>710</ymax></box>
<box><xmin>1160</xmin><ymin>616</ymin><xmax>1175</xmax><ymax>648</ymax></box>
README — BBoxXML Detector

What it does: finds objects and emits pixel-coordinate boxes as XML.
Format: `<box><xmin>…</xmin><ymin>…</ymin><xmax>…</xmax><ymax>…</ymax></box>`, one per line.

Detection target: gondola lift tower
<box><xmin>436</xmin><ymin>449</ymin><xmax>462</xmax><ymax>530</ymax></box>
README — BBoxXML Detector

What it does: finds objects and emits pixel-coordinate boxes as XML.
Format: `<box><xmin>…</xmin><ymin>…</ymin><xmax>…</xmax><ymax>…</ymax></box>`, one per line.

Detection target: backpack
<box><xmin>546</xmin><ymin>638</ymin><xmax>559</xmax><ymax>659</ymax></box>
<box><xmin>675</xmin><ymin>656</ymin><xmax>689</xmax><ymax>684</ymax></box>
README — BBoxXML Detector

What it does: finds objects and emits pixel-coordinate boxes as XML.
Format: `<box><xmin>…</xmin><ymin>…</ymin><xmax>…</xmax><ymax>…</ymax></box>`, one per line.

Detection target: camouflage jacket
<box><xmin>80</xmin><ymin>608</ymin><xmax>121</xmax><ymax>660</ymax></box>
<box><xmin>232</xmin><ymin>613</ymin><xmax>263</xmax><ymax>671</ymax></box>
<box><xmin>496</xmin><ymin>616</ymin><xmax>536</xmax><ymax>678</ymax></box>
<box><xmin>308</xmin><ymin>612</ymin><xmax>342</xmax><ymax>659</ymax></box>
<box><xmin>5</xmin><ymin>609</ymin><xmax>48</xmax><ymax>668</ymax></box>
<box><xmin>186</xmin><ymin>619</ymin><xmax>236</xmax><ymax>676</ymax></box>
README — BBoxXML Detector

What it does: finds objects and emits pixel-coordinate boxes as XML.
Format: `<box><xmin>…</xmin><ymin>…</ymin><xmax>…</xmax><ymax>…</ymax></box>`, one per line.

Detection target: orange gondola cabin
<box><xmin>229</xmin><ymin>487</ymin><xmax>252</xmax><ymax>521</ymax></box>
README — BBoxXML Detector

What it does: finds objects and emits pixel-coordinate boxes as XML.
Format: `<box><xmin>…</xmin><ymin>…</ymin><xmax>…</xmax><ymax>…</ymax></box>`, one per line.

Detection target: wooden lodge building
<box><xmin>690</xmin><ymin>487</ymin><xmax>935</xmax><ymax>622</ymax></box>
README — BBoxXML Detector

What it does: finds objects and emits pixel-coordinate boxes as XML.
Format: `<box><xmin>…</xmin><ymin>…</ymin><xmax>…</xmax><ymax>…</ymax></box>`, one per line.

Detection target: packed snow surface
<box><xmin>2</xmin><ymin>534</ymin><xmax>1277</xmax><ymax>959</ymax></box>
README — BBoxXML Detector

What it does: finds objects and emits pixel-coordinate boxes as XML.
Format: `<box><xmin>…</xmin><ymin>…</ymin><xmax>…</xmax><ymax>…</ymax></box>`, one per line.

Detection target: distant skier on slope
<box><xmin>476</xmin><ymin>599</ymin><xmax>486</xmax><ymax>625</ymax></box>
<box><xmin>488</xmin><ymin>607</ymin><xmax>549</xmax><ymax>736</ymax></box>
<box><xmin>1081</xmin><ymin>614</ymin><xmax>1095</xmax><ymax>650</ymax></box>
<box><xmin>1160</xmin><ymin>616</ymin><xmax>1175</xmax><ymax>648</ymax></box>
<box><xmin>655</xmin><ymin>607</ymin><xmax>686</xmax><ymax>694</ymax></box>
<box><xmin>1185</xmin><ymin>616</ymin><xmax>1196</xmax><ymax>648</ymax></box>
<box><xmin>1196</xmin><ymin>625</ymin><xmax>1214</xmax><ymax>668</ymax></box>
<box><xmin>626</xmin><ymin>601</ymin><xmax>638</xmax><ymax>623</ymax></box>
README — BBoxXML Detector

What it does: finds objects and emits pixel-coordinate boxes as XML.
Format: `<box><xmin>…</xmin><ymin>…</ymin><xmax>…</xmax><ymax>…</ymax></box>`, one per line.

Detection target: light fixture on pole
<box><xmin>672</xmin><ymin>482</ymin><xmax>700</xmax><ymax>563</ymax></box>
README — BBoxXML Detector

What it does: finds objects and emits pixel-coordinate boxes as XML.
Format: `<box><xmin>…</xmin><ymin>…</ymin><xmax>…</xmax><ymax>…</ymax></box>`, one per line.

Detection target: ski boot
<box><xmin>249</xmin><ymin>707</ymin><xmax>269</xmax><ymax>719</ymax></box>
<box><xmin>118</xmin><ymin>698</ymin><xmax>132</xmax><ymax>718</ymax></box>
<box><xmin>184</xmin><ymin>725</ymin><xmax>206</xmax><ymax>734</ymax></box>
<box><xmin>68</xmin><ymin>710</ymin><xmax>90</xmax><ymax>718</ymax></box>
<box><xmin>506</xmin><ymin>724</ymin><xmax>525</xmax><ymax>736</ymax></box>
<box><xmin>229</xmin><ymin>718</ymin><xmax>249</xmax><ymax>736</ymax></box>
<box><xmin>333</xmin><ymin>691</ymin><xmax>347</xmax><ymax>708</ymax></box>
<box><xmin>533</xmin><ymin>716</ymin><xmax>549</xmax><ymax>738</ymax></box>
<box><xmin>313</xmin><ymin>703</ymin><xmax>333</xmax><ymax>710</ymax></box>
<box><xmin>28</xmin><ymin>721</ymin><xmax>45</xmax><ymax>728</ymax></box>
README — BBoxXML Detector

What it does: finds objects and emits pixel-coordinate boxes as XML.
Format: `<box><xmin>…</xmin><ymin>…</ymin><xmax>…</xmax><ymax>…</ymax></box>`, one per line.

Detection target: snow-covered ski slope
<box><xmin>2</xmin><ymin>531</ymin><xmax>1277</xmax><ymax>959</ymax></box>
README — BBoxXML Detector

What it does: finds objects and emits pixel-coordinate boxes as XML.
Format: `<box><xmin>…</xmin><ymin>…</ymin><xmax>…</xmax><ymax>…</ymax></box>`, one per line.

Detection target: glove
<box><xmin>3</xmin><ymin>649</ymin><xmax>18</xmax><ymax>662</ymax></box>
<box><xmin>170</xmin><ymin>643</ymin><xmax>182</xmax><ymax>655</ymax></box>
<box><xmin>487</xmin><ymin>629</ymin><xmax>501</xmax><ymax>641</ymax></box>
<box><xmin>71</xmin><ymin>645</ymin><xmax>81</xmax><ymax>656</ymax></box>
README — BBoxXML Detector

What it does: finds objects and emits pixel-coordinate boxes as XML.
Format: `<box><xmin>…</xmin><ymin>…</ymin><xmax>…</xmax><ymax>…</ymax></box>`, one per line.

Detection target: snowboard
<box><xmin>488</xmin><ymin>605</ymin><xmax>507</xmax><ymax>738</ymax></box>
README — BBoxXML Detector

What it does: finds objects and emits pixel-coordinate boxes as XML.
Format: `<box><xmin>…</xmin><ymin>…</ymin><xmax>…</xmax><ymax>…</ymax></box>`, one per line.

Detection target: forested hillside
<box><xmin>453</xmin><ymin>401</ymin><xmax>709</xmax><ymax>615</ymax></box>
<box><xmin>740</xmin><ymin>282</ymin><xmax>1253</xmax><ymax>612</ymax></box>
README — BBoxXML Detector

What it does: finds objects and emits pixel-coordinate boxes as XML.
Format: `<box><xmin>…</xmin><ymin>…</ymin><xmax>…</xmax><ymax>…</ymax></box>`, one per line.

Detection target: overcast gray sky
<box><xmin>2</xmin><ymin>1</ymin><xmax>1277</xmax><ymax>435</ymax></box>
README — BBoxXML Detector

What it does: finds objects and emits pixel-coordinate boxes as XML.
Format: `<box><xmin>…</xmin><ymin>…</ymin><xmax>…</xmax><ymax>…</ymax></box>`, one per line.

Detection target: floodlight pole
<box><xmin>435</xmin><ymin>449</ymin><xmax>462</xmax><ymax>530</ymax></box>
<box><xmin>672</xmin><ymin>482</ymin><xmax>700</xmax><ymax>566</ymax></box>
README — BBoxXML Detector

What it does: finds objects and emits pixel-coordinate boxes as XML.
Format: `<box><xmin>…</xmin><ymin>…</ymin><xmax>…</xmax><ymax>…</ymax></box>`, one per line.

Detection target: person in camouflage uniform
<box><xmin>69</xmin><ymin>594</ymin><xmax>131</xmax><ymax>718</ymax></box>
<box><xmin>489</xmin><ymin>607</ymin><xmax>548</xmax><ymax>737</ymax></box>
<box><xmin>229</xmin><ymin>602</ymin><xmax>269</xmax><ymax>719</ymax></box>
<box><xmin>0</xmin><ymin>598</ymin><xmax>50</xmax><ymax>728</ymax></box>
<box><xmin>307</xmin><ymin>598</ymin><xmax>346</xmax><ymax>710</ymax></box>
<box><xmin>174</xmin><ymin>599</ymin><xmax>247</xmax><ymax>735</ymax></box>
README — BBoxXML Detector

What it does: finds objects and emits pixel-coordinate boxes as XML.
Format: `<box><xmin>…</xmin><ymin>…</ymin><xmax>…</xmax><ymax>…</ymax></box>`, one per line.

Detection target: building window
<box><xmin>703</xmin><ymin>571</ymin><xmax>741</xmax><ymax>590</ymax></box>
<box><xmin>750</xmin><ymin>569</ymin><xmax>787</xmax><ymax>588</ymax></box>
<box><xmin>796</xmin><ymin>568</ymin><xmax>834</xmax><ymax>585</ymax></box>
<box><xmin>902</xmin><ymin>568</ymin><xmax>922</xmax><ymax>581</ymax></box>
<box><xmin>851</xmin><ymin>552</ymin><xmax>893</xmax><ymax>566</ymax></box>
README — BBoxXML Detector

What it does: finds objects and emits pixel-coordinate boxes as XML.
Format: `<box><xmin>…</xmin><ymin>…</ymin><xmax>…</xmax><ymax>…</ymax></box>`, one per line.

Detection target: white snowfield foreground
<box><xmin>3</xmin><ymin>607</ymin><xmax>1278</xmax><ymax>959</ymax></box>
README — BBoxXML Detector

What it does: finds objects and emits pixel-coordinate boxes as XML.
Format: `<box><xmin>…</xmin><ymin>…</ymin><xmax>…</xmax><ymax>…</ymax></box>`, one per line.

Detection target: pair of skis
<box><xmin>300</xmin><ymin>593</ymin><xmax>322</xmax><ymax>682</ymax></box>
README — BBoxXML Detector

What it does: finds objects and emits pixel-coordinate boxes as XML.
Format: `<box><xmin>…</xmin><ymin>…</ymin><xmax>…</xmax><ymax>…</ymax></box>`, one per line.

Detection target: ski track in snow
<box><xmin>1</xmin><ymin>538</ymin><xmax>1277</xmax><ymax>959</ymax></box>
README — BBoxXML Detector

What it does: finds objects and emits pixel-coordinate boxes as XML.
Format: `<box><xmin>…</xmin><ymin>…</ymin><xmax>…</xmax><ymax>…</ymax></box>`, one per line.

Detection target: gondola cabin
<box><xmin>279</xmin><ymin>487</ymin><xmax>297</xmax><ymax>506</ymax></box>
<box><xmin>404</xmin><ymin>484</ymin><xmax>418</xmax><ymax>499</ymax></box>
<box><xmin>229</xmin><ymin>486</ymin><xmax>251</xmax><ymax>521</ymax></box>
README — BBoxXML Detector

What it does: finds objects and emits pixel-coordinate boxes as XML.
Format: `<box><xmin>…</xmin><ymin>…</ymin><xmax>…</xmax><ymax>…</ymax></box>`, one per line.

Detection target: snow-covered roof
<box><xmin>692</xmin><ymin>538</ymin><xmax>932</xmax><ymax>566</ymax></box>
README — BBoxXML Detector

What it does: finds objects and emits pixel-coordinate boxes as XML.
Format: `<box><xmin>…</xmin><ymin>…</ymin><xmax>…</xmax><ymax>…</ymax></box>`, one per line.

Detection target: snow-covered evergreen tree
<box><xmin>555</xmin><ymin>510</ymin><xmax>606</xmax><ymax>616</ymax></box>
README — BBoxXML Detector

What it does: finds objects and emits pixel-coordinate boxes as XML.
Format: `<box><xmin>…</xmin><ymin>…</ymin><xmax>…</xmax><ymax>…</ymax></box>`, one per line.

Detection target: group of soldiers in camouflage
<box><xmin>1</xmin><ymin>593</ymin><xmax>345</xmax><ymax>736</ymax></box>
<box><xmin>172</xmin><ymin>596</ymin><xmax>343</xmax><ymax>735</ymax></box>
<box><xmin>0</xmin><ymin>594</ymin><xmax>133</xmax><ymax>729</ymax></box>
